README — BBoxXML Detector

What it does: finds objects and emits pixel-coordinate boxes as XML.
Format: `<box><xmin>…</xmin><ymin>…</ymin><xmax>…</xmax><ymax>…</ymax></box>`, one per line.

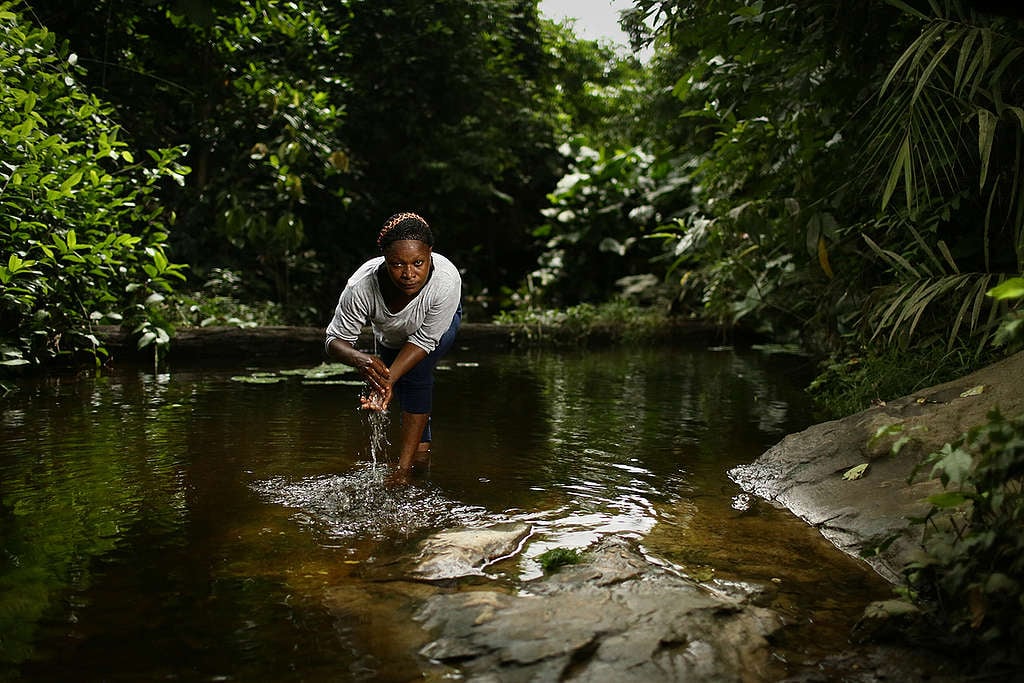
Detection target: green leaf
<box><xmin>977</xmin><ymin>108</ymin><xmax>997</xmax><ymax>188</ymax></box>
<box><xmin>986</xmin><ymin>277</ymin><xmax>1024</xmax><ymax>300</ymax></box>
<box><xmin>931</xmin><ymin>447</ymin><xmax>973</xmax><ymax>485</ymax></box>
<box><xmin>60</xmin><ymin>171</ymin><xmax>84</xmax><ymax>194</ymax></box>
<box><xmin>843</xmin><ymin>463</ymin><xmax>870</xmax><ymax>481</ymax></box>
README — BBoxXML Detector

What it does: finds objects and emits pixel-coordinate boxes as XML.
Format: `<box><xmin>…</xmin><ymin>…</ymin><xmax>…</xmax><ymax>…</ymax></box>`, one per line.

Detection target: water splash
<box><xmin>364</xmin><ymin>406</ymin><xmax>391</xmax><ymax>465</ymax></box>
<box><xmin>364</xmin><ymin>339</ymin><xmax>391</xmax><ymax>466</ymax></box>
<box><xmin>251</xmin><ymin>464</ymin><xmax>488</xmax><ymax>540</ymax></box>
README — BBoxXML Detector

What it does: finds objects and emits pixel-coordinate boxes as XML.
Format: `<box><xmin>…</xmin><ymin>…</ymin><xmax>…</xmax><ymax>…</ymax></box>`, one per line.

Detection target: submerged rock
<box><xmin>412</xmin><ymin>522</ymin><xmax>533</xmax><ymax>580</ymax></box>
<box><xmin>415</xmin><ymin>537</ymin><xmax>783</xmax><ymax>682</ymax></box>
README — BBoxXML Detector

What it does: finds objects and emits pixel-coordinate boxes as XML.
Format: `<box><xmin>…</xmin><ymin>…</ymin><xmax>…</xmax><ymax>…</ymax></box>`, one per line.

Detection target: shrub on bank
<box><xmin>0</xmin><ymin>3</ymin><xmax>189</xmax><ymax>369</ymax></box>
<box><xmin>903</xmin><ymin>409</ymin><xmax>1024</xmax><ymax>673</ymax></box>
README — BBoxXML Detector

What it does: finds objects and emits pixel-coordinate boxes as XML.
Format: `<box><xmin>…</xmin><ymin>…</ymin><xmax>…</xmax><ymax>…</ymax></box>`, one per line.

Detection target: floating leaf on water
<box><xmin>230</xmin><ymin>374</ymin><xmax>286</xmax><ymax>384</ymax></box>
<box><xmin>749</xmin><ymin>343</ymin><xmax>807</xmax><ymax>356</ymax></box>
<box><xmin>843</xmin><ymin>463</ymin><xmax>870</xmax><ymax>481</ymax></box>
<box><xmin>301</xmin><ymin>380</ymin><xmax>365</xmax><ymax>386</ymax></box>
<box><xmin>959</xmin><ymin>385</ymin><xmax>985</xmax><ymax>398</ymax></box>
<box><xmin>280</xmin><ymin>363</ymin><xmax>355</xmax><ymax>379</ymax></box>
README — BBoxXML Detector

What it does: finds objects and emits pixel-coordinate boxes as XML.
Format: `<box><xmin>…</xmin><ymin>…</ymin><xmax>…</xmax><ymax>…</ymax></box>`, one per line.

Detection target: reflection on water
<box><xmin>0</xmin><ymin>345</ymin><xmax>891</xmax><ymax>681</ymax></box>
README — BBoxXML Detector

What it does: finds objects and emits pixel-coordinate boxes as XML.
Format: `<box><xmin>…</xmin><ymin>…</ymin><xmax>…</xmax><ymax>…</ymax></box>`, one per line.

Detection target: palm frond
<box><xmin>867</xmin><ymin>272</ymin><xmax>1002</xmax><ymax>349</ymax></box>
<box><xmin>867</xmin><ymin>3</ymin><xmax>1024</xmax><ymax>232</ymax></box>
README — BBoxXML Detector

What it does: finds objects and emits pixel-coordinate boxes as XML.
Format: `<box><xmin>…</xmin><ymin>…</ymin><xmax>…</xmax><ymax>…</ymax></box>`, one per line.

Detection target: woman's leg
<box><xmin>395</xmin><ymin>411</ymin><xmax>430</xmax><ymax>476</ymax></box>
<box><xmin>382</xmin><ymin>305</ymin><xmax>461</xmax><ymax>480</ymax></box>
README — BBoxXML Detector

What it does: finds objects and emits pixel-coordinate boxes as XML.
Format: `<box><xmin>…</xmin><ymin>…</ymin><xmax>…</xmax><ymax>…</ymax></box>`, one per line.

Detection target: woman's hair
<box><xmin>377</xmin><ymin>212</ymin><xmax>434</xmax><ymax>250</ymax></box>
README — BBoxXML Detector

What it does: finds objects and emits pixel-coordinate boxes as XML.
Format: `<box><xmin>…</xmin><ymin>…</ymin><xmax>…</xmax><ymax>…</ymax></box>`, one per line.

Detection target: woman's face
<box><xmin>382</xmin><ymin>240</ymin><xmax>432</xmax><ymax>296</ymax></box>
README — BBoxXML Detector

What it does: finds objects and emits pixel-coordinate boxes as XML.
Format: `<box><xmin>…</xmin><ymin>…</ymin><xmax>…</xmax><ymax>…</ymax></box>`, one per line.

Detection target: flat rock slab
<box><xmin>415</xmin><ymin>537</ymin><xmax>782</xmax><ymax>683</ymax></box>
<box><xmin>729</xmin><ymin>350</ymin><xmax>1024</xmax><ymax>583</ymax></box>
<box><xmin>412</xmin><ymin>522</ymin><xmax>533</xmax><ymax>580</ymax></box>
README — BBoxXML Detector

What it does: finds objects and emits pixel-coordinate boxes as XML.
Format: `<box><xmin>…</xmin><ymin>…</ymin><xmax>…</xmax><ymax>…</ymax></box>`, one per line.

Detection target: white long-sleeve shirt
<box><xmin>325</xmin><ymin>252</ymin><xmax>461</xmax><ymax>353</ymax></box>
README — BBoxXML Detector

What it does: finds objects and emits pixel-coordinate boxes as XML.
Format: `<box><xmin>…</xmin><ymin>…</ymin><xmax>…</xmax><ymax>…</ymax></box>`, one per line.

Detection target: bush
<box><xmin>904</xmin><ymin>409</ymin><xmax>1024</xmax><ymax>672</ymax></box>
<box><xmin>159</xmin><ymin>268</ymin><xmax>286</xmax><ymax>329</ymax></box>
<box><xmin>0</xmin><ymin>3</ymin><xmax>189</xmax><ymax>369</ymax></box>
<box><xmin>494</xmin><ymin>299</ymin><xmax>672</xmax><ymax>346</ymax></box>
<box><xmin>808</xmin><ymin>344</ymin><xmax>978</xmax><ymax>418</ymax></box>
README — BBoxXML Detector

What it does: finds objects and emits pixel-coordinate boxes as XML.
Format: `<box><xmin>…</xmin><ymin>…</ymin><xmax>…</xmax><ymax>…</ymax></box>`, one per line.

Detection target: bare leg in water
<box><xmin>390</xmin><ymin>411</ymin><xmax>430</xmax><ymax>483</ymax></box>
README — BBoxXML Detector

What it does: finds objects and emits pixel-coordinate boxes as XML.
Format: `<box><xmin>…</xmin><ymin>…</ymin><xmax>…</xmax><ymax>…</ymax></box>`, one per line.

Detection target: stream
<box><xmin>0</xmin><ymin>343</ymin><xmax>892</xmax><ymax>681</ymax></box>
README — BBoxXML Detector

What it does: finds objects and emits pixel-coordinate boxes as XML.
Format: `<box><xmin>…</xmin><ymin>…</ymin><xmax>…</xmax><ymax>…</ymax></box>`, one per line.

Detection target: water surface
<box><xmin>0</xmin><ymin>344</ymin><xmax>890</xmax><ymax>681</ymax></box>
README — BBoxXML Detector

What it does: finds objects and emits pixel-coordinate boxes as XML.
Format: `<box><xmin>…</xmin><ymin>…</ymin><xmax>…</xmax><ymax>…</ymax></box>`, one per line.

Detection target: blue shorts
<box><xmin>379</xmin><ymin>304</ymin><xmax>461</xmax><ymax>441</ymax></box>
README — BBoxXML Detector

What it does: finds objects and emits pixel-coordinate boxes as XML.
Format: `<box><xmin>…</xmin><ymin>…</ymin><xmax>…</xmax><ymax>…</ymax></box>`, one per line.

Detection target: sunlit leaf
<box><xmin>987</xmin><ymin>278</ymin><xmax>1024</xmax><ymax>300</ymax></box>
<box><xmin>843</xmin><ymin>463</ymin><xmax>870</xmax><ymax>481</ymax></box>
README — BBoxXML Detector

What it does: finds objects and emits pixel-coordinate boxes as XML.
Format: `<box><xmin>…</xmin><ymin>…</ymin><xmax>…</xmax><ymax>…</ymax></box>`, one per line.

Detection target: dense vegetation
<box><xmin>3</xmin><ymin>0</ymin><xmax>1021</xmax><ymax>408</ymax></box>
<box><xmin>2</xmin><ymin>0</ymin><xmax>1023</xmax><ymax>672</ymax></box>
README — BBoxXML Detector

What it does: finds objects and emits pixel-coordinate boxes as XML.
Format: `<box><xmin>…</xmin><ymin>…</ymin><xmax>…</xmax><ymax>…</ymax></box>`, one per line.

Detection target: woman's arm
<box><xmin>326</xmin><ymin>338</ymin><xmax>390</xmax><ymax>394</ymax></box>
<box><xmin>374</xmin><ymin>341</ymin><xmax>426</xmax><ymax>411</ymax></box>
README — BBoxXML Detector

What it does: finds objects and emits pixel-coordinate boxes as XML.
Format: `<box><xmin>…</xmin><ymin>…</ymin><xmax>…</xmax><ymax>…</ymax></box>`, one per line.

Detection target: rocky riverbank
<box><xmin>730</xmin><ymin>349</ymin><xmax>1024</xmax><ymax>584</ymax></box>
<box><xmin>396</xmin><ymin>348</ymin><xmax>1024</xmax><ymax>681</ymax></box>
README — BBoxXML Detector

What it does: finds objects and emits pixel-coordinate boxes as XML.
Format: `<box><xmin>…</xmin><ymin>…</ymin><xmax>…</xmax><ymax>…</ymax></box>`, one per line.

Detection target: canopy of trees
<box><xmin>2</xmin><ymin>0</ymin><xmax>1023</xmax><ymax>390</ymax></box>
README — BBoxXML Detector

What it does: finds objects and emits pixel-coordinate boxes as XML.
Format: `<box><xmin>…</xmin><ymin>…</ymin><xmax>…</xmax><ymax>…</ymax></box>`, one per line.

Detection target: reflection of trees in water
<box><xmin>524</xmin><ymin>347</ymin><xmax>812</xmax><ymax>482</ymax></box>
<box><xmin>0</xmin><ymin>349</ymin><xmax>815</xmax><ymax>678</ymax></box>
<box><xmin>456</xmin><ymin>347</ymin><xmax>817</xmax><ymax>564</ymax></box>
<box><xmin>0</xmin><ymin>373</ymin><xmax>192</xmax><ymax>670</ymax></box>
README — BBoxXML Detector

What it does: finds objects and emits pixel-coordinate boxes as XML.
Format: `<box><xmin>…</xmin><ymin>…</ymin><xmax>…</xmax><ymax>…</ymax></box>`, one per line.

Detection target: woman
<box><xmin>325</xmin><ymin>212</ymin><xmax>462</xmax><ymax>482</ymax></box>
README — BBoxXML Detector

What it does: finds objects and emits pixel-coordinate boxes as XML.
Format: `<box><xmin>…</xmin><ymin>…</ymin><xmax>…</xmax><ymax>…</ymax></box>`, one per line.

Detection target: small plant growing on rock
<box><xmin>536</xmin><ymin>547</ymin><xmax>583</xmax><ymax>573</ymax></box>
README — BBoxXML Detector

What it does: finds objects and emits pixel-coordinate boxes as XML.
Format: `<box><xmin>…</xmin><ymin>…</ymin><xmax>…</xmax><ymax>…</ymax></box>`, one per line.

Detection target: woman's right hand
<box><xmin>358</xmin><ymin>354</ymin><xmax>390</xmax><ymax>392</ymax></box>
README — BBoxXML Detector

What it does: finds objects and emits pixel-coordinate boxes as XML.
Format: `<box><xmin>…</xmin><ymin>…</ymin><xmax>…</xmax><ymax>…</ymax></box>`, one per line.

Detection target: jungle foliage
<box><xmin>19</xmin><ymin>0</ymin><xmax>579</xmax><ymax>321</ymax></box>
<box><xmin>0</xmin><ymin>3</ymin><xmax>189</xmax><ymax>368</ymax></box>
<box><xmin>906</xmin><ymin>408</ymin><xmax>1024</xmax><ymax>672</ymax></box>
<box><xmin>1</xmin><ymin>0</ymin><xmax>1022</xmax><ymax>412</ymax></box>
<box><xmin>619</xmin><ymin>0</ymin><xmax>1022</xmax><ymax>415</ymax></box>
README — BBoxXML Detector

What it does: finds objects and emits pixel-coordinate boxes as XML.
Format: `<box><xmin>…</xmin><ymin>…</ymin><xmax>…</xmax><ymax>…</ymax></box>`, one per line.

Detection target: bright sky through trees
<box><xmin>538</xmin><ymin>0</ymin><xmax>634</xmax><ymax>46</ymax></box>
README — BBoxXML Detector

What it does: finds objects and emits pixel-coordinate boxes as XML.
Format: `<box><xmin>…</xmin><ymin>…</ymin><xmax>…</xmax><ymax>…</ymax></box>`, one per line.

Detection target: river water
<box><xmin>0</xmin><ymin>344</ymin><xmax>891</xmax><ymax>681</ymax></box>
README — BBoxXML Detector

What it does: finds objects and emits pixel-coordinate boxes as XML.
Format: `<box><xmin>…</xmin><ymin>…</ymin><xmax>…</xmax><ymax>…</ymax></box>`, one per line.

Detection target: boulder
<box><xmin>729</xmin><ymin>350</ymin><xmax>1024</xmax><ymax>583</ymax></box>
<box><xmin>415</xmin><ymin>537</ymin><xmax>783</xmax><ymax>683</ymax></box>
